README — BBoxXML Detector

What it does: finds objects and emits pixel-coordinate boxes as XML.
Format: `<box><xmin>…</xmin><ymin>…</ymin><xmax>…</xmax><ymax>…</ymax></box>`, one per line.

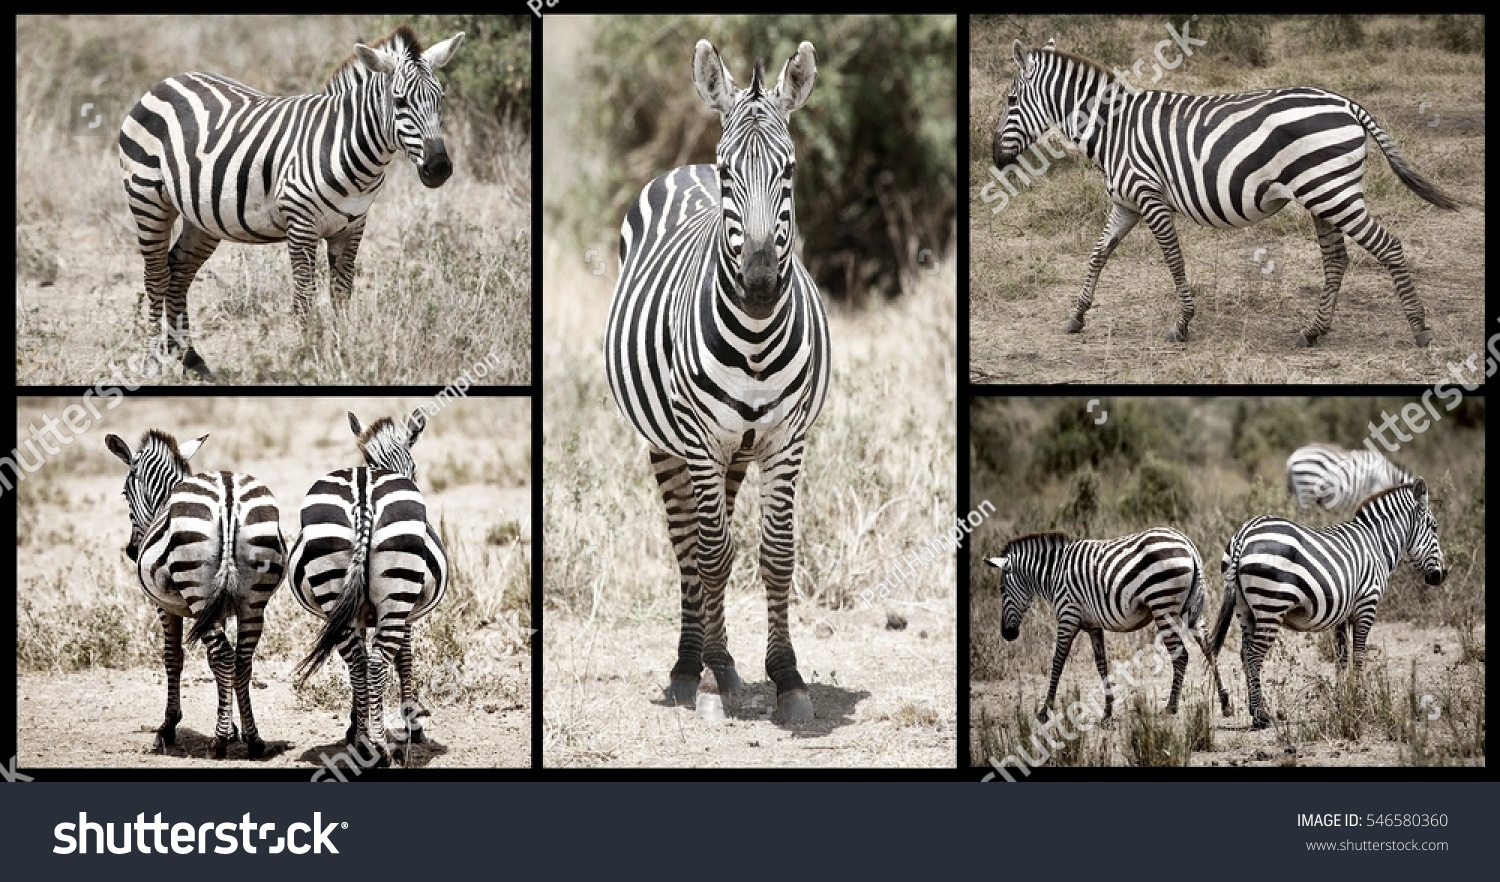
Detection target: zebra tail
<box><xmin>295</xmin><ymin>541</ymin><xmax>369</xmax><ymax>684</ymax></box>
<box><xmin>1209</xmin><ymin>541</ymin><xmax>1242</xmax><ymax>658</ymax></box>
<box><xmin>1353</xmin><ymin>102</ymin><xmax>1460</xmax><ymax>211</ymax></box>
<box><xmin>186</xmin><ymin>553</ymin><xmax>238</xmax><ymax>646</ymax></box>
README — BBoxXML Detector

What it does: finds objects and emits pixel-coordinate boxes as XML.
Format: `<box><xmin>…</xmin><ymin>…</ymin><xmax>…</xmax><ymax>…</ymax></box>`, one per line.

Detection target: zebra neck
<box><xmin>1051</xmin><ymin>69</ymin><xmax>1127</xmax><ymax>163</ymax></box>
<box><xmin>325</xmin><ymin>74</ymin><xmax>403</xmax><ymax>187</ymax></box>
<box><xmin>1342</xmin><ymin>516</ymin><xmax>1405</xmax><ymax>574</ymax></box>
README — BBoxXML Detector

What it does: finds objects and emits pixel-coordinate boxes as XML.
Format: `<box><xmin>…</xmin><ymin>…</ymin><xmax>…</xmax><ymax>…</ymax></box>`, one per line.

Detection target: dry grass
<box><xmin>540</xmin><ymin>19</ymin><xmax>955</xmax><ymax>768</ymax></box>
<box><xmin>14</xmin><ymin>396</ymin><xmax>532</xmax><ymax>768</ymax></box>
<box><xmin>969</xmin><ymin>16</ymin><xmax>1485</xmax><ymax>383</ymax></box>
<box><xmin>14</xmin><ymin>16</ymin><xmax>531</xmax><ymax>386</ymax></box>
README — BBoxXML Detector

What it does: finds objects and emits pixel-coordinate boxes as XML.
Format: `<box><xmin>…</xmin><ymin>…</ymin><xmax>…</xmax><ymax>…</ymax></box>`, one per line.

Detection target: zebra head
<box><xmin>984</xmin><ymin>555</ymin><xmax>1032</xmax><ymax>642</ymax></box>
<box><xmin>106</xmin><ymin>430</ymin><xmax>207</xmax><ymax>562</ymax></box>
<box><xmin>349</xmin><ymin>408</ymin><xmax>428</xmax><ymax>481</ymax></box>
<box><xmin>693</xmin><ymin>39</ymin><xmax>817</xmax><ymax>320</ymax></box>
<box><xmin>353</xmin><ymin>28</ymin><xmax>464</xmax><ymax>189</ymax></box>
<box><xmin>1399</xmin><ymin>478</ymin><xmax>1448</xmax><ymax>586</ymax></box>
<box><xmin>993</xmin><ymin>38</ymin><xmax>1060</xmax><ymax>170</ymax></box>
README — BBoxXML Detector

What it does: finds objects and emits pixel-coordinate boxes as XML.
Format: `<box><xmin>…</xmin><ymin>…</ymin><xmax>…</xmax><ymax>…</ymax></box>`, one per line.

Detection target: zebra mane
<box><xmin>140</xmin><ymin>429</ymin><xmax>191</xmax><ymax>470</ymax></box>
<box><xmin>749</xmin><ymin>58</ymin><xmax>766</xmax><ymax>98</ymax></box>
<box><xmin>1352</xmin><ymin>481</ymin><xmax>1420</xmax><ymax>517</ymax></box>
<box><xmin>355</xmin><ymin>416</ymin><xmax>401</xmax><ymax>457</ymax></box>
<box><xmin>1034</xmin><ymin>46</ymin><xmax>1115</xmax><ymax>85</ymax></box>
<box><xmin>1003</xmin><ymin>531</ymin><xmax>1073</xmax><ymax>553</ymax></box>
<box><xmin>324</xmin><ymin>25</ymin><xmax>424</xmax><ymax>93</ymax></box>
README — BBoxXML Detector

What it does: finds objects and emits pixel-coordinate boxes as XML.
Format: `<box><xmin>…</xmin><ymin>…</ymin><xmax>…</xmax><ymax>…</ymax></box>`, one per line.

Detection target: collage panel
<box><xmin>968</xmin><ymin>396</ymin><xmax>1485</xmax><ymax>775</ymax></box>
<box><xmin>967</xmin><ymin>15</ymin><xmax>1483</xmax><ymax>384</ymax></box>
<box><xmin>15</xmin><ymin>15</ymin><xmax>531</xmax><ymax>386</ymax></box>
<box><xmin>541</xmin><ymin>15</ymin><xmax>959</xmax><ymax>767</ymax></box>
<box><xmin>13</xmin><ymin>395</ymin><xmax>532</xmax><ymax>772</ymax></box>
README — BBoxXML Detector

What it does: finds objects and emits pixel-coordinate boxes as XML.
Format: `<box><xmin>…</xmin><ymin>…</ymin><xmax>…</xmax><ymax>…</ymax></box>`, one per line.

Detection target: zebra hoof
<box><xmin>695</xmin><ymin>692</ymin><xmax>727</xmax><ymax>721</ymax></box>
<box><xmin>713</xmin><ymin>666</ymin><xmax>744</xmax><ymax>693</ymax></box>
<box><xmin>666</xmin><ymin>677</ymin><xmax>700</xmax><ymax>708</ymax></box>
<box><xmin>1414</xmin><ymin>329</ymin><xmax>1434</xmax><ymax>347</ymax></box>
<box><xmin>1063</xmin><ymin>318</ymin><xmax>1084</xmax><ymax>334</ymax></box>
<box><xmin>246</xmin><ymin>737</ymin><xmax>266</xmax><ymax>759</ymax></box>
<box><xmin>1297</xmin><ymin>332</ymin><xmax>1318</xmax><ymax>347</ymax></box>
<box><xmin>406</xmin><ymin>726</ymin><xmax>428</xmax><ymax>745</ymax></box>
<box><xmin>1250</xmin><ymin>716</ymin><xmax>1273</xmax><ymax>731</ymax></box>
<box><xmin>181</xmin><ymin>350</ymin><xmax>213</xmax><ymax>380</ymax></box>
<box><xmin>209</xmin><ymin>737</ymin><xmax>231</xmax><ymax>760</ymax></box>
<box><xmin>1162</xmin><ymin>328</ymin><xmax>1188</xmax><ymax>343</ymax></box>
<box><xmin>773</xmin><ymin>690</ymin><xmax>814</xmax><ymax>725</ymax></box>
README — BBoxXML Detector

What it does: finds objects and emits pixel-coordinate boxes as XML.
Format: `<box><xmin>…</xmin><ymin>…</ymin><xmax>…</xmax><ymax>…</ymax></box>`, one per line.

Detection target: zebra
<box><xmin>984</xmin><ymin>528</ymin><xmax>1229</xmax><ymax>722</ymax></box>
<box><xmin>603</xmin><ymin>40</ymin><xmax>830</xmax><ymax>725</ymax></box>
<box><xmin>105</xmin><ymin>429</ymin><xmax>285</xmax><ymax>759</ymax></box>
<box><xmin>118</xmin><ymin>26</ymin><xmax>464</xmax><ymax>378</ymax></box>
<box><xmin>992</xmin><ymin>39</ymin><xmax>1458</xmax><ymax>347</ymax></box>
<box><xmin>290</xmin><ymin>409</ymin><xmax>447</xmax><ymax>765</ymax></box>
<box><xmin>1212</xmin><ymin>479</ymin><xmax>1447</xmax><ymax>729</ymax></box>
<box><xmin>1286</xmin><ymin>443</ymin><xmax>1413</xmax><ymax>511</ymax></box>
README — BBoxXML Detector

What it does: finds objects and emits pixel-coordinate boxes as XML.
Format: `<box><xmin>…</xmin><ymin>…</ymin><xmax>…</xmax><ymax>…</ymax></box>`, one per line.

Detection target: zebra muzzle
<box><xmin>125</xmin><ymin>541</ymin><xmax>140</xmax><ymax>563</ymax></box>
<box><xmin>1001</xmin><ymin>624</ymin><xmax>1020</xmax><ymax>641</ymax></box>
<box><xmin>1424</xmin><ymin>567</ymin><xmax>1447</xmax><ymax>586</ymax></box>
<box><xmin>739</xmin><ymin>244</ymin><xmax>780</xmax><ymax>318</ymax></box>
<box><xmin>993</xmin><ymin>132</ymin><xmax>1014</xmax><ymax>170</ymax></box>
<box><xmin>417</xmin><ymin>140</ymin><xmax>453</xmax><ymax>188</ymax></box>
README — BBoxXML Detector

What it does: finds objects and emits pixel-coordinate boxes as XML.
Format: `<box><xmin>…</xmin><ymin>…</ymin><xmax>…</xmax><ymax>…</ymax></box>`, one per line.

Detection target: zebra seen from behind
<box><xmin>1286</xmin><ymin>443</ymin><xmax>1413</xmax><ymax>511</ymax></box>
<box><xmin>604</xmin><ymin>40</ymin><xmax>830</xmax><ymax>724</ymax></box>
<box><xmin>1212</xmin><ymin>479</ymin><xmax>1447</xmax><ymax>728</ymax></box>
<box><xmin>290</xmin><ymin>409</ymin><xmax>447</xmax><ymax>766</ymax></box>
<box><xmin>992</xmin><ymin>39</ymin><xmax>1458</xmax><ymax>348</ymax></box>
<box><xmin>986</xmin><ymin>528</ymin><xmax>1228</xmax><ymax>722</ymax></box>
<box><xmin>106</xmin><ymin>430</ymin><xmax>285</xmax><ymax>759</ymax></box>
<box><xmin>119</xmin><ymin>26</ymin><xmax>464</xmax><ymax>378</ymax></box>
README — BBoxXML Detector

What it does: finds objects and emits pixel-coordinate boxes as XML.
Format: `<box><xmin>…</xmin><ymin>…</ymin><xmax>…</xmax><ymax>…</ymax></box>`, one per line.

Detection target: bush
<box><xmin>1117</xmin><ymin>456</ymin><xmax>1195</xmax><ymax>524</ymax></box>
<box><xmin>568</xmin><ymin>15</ymin><xmax>956</xmax><ymax>303</ymax></box>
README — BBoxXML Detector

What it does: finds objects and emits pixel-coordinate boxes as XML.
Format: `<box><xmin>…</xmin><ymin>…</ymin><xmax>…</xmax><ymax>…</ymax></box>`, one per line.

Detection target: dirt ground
<box><xmin>971</xmin><ymin>621</ymin><xmax>1485</xmax><ymax>768</ymax></box>
<box><xmin>544</xmin><ymin>596</ymin><xmax>955</xmax><ymax>768</ymax></box>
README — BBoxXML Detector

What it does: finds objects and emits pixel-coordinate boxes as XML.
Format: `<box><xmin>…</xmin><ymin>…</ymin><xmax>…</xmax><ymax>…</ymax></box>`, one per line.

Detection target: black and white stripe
<box><xmin>992</xmin><ymin>39</ymin><xmax>1458</xmax><ymax>347</ymax></box>
<box><xmin>1212</xmin><ymin>479</ymin><xmax>1447</xmax><ymax>728</ymax></box>
<box><xmin>106</xmin><ymin>430</ymin><xmax>285</xmax><ymax>759</ymax></box>
<box><xmin>986</xmin><ymin>528</ymin><xmax>1227</xmax><ymax>721</ymax></box>
<box><xmin>603</xmin><ymin>40</ymin><xmax>830</xmax><ymax>724</ymax></box>
<box><xmin>1286</xmin><ymin>443</ymin><xmax>1413</xmax><ymax>511</ymax></box>
<box><xmin>289</xmin><ymin>409</ymin><xmax>447</xmax><ymax>765</ymax></box>
<box><xmin>118</xmin><ymin>26</ymin><xmax>464</xmax><ymax>378</ymax></box>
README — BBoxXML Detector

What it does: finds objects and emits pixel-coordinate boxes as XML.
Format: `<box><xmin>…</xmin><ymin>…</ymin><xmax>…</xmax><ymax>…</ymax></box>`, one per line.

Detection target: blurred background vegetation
<box><xmin>550</xmin><ymin>15</ymin><xmax>957</xmax><ymax>304</ymax></box>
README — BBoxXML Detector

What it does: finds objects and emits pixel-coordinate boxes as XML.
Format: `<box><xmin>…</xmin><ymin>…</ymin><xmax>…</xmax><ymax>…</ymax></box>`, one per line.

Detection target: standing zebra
<box><xmin>118</xmin><ymin>26</ymin><xmax>464</xmax><ymax>378</ymax></box>
<box><xmin>290</xmin><ymin>409</ymin><xmax>447</xmax><ymax>765</ymax></box>
<box><xmin>1286</xmin><ymin>443</ymin><xmax>1413</xmax><ymax>511</ymax></box>
<box><xmin>106</xmin><ymin>430</ymin><xmax>285</xmax><ymax>759</ymax></box>
<box><xmin>985</xmin><ymin>529</ymin><xmax>1228</xmax><ymax>721</ymax></box>
<box><xmin>1212</xmin><ymin>479</ymin><xmax>1447</xmax><ymax>728</ymax></box>
<box><xmin>992</xmin><ymin>39</ymin><xmax>1458</xmax><ymax>347</ymax></box>
<box><xmin>604</xmin><ymin>40</ymin><xmax>830</xmax><ymax>724</ymax></box>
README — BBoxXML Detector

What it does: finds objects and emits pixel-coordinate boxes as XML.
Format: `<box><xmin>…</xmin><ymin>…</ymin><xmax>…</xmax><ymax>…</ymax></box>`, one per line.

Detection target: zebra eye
<box><xmin>393</xmin><ymin>95</ymin><xmax>409</xmax><ymax>109</ymax></box>
<box><xmin>1007</xmin><ymin>93</ymin><xmax>1018</xmax><ymax>106</ymax></box>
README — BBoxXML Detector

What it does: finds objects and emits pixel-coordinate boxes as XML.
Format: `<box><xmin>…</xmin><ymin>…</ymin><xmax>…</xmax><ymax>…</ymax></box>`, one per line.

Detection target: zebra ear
<box><xmin>354</xmin><ymin>43</ymin><xmax>396</xmax><ymax>76</ymax></box>
<box><xmin>1012</xmin><ymin>39</ymin><xmax>1028</xmax><ymax>70</ymax></box>
<box><xmin>106</xmin><ymin>434</ymin><xmax>133</xmax><ymax>467</ymax></box>
<box><xmin>407</xmin><ymin>408</ymin><xmax>428</xmax><ymax>447</ymax></box>
<box><xmin>772</xmin><ymin>42</ymin><xmax>817</xmax><ymax>120</ymax></box>
<box><xmin>1412</xmin><ymin>476</ymin><xmax>1428</xmax><ymax>505</ymax></box>
<box><xmin>179</xmin><ymin>434</ymin><xmax>208</xmax><ymax>462</ymax></box>
<box><xmin>348</xmin><ymin>411</ymin><xmax>364</xmax><ymax>438</ymax></box>
<box><xmin>693</xmin><ymin>40</ymin><xmax>738</xmax><ymax>118</ymax></box>
<box><xmin>985</xmin><ymin>556</ymin><xmax>1009</xmax><ymax>569</ymax></box>
<box><xmin>424</xmin><ymin>32</ymin><xmax>464</xmax><ymax>70</ymax></box>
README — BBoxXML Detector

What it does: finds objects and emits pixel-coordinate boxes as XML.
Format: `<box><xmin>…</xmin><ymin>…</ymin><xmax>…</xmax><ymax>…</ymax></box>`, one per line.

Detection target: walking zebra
<box><xmin>290</xmin><ymin>409</ymin><xmax>447</xmax><ymax>765</ymax></box>
<box><xmin>992</xmin><ymin>39</ymin><xmax>1458</xmax><ymax>347</ymax></box>
<box><xmin>985</xmin><ymin>529</ymin><xmax>1228</xmax><ymax>721</ymax></box>
<box><xmin>106</xmin><ymin>430</ymin><xmax>285</xmax><ymax>758</ymax></box>
<box><xmin>1286</xmin><ymin>443</ymin><xmax>1413</xmax><ymax>511</ymax></box>
<box><xmin>118</xmin><ymin>26</ymin><xmax>464</xmax><ymax>378</ymax></box>
<box><xmin>604</xmin><ymin>40</ymin><xmax>830</xmax><ymax>724</ymax></box>
<box><xmin>1212</xmin><ymin>479</ymin><xmax>1446</xmax><ymax>728</ymax></box>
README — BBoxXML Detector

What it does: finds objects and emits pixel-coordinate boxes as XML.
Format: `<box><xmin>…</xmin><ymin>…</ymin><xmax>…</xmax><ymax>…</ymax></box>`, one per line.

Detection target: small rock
<box><xmin>814</xmin><ymin>621</ymin><xmax>834</xmax><ymax>639</ymax></box>
<box><xmin>885</xmin><ymin>613</ymin><xmax>908</xmax><ymax>631</ymax></box>
<box><xmin>919</xmin><ymin>630</ymin><xmax>928</xmax><ymax>639</ymax></box>
<box><xmin>1433</xmin><ymin>643</ymin><xmax>1443</xmax><ymax>654</ymax></box>
<box><xmin>1254</xmin><ymin>749</ymin><xmax>1272</xmax><ymax>761</ymax></box>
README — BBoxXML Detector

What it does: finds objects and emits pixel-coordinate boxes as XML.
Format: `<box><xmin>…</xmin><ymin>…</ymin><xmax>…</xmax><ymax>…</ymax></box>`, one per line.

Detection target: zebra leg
<box><xmin>1041</xmin><ymin>617</ymin><xmax>1082</xmax><ymax>722</ymax></box>
<box><xmin>1066</xmin><ymin>202</ymin><xmax>1140</xmax><ymax>334</ymax></box>
<box><xmin>1331</xmin><ymin>203</ymin><xmax>1434</xmax><ymax>346</ymax></box>
<box><xmin>1332</xmin><ymin>624</ymin><xmax>1350</xmax><ymax>671</ymax></box>
<box><xmin>702</xmin><ymin>456</ymin><xmax>750</xmax><ymax>703</ymax></box>
<box><xmin>287</xmin><ymin>226</ymin><xmax>321</xmax><ymax>322</ymax></box>
<box><xmin>1298</xmin><ymin>216</ymin><xmax>1349</xmax><ymax>346</ymax></box>
<box><xmin>155</xmin><ymin>609</ymin><xmax>184</xmax><ymax>751</ymax></box>
<box><xmin>367</xmin><ymin>625</ymin><xmax>404</xmax><ymax>766</ymax></box>
<box><xmin>650</xmin><ymin>449</ymin><xmax>706</xmax><ymax>709</ymax></box>
<box><xmin>335</xmin><ymin>632</ymin><xmax>369</xmax><ymax>748</ymax></box>
<box><xmin>760</xmin><ymin>445</ymin><xmax>813</xmax><ymax>724</ymax></box>
<box><xmin>124</xmin><ymin>179</ymin><xmax>176</xmax><ymax>380</ymax></box>
<box><xmin>1241</xmin><ymin>617</ymin><xmax>1279</xmax><ymax>729</ymax></box>
<box><xmin>395</xmin><ymin>629</ymin><xmax>426</xmax><ymax>745</ymax></box>
<box><xmin>199</xmin><ymin>625</ymin><xmax>239</xmax><ymax>759</ymax></box>
<box><xmin>1085</xmin><ymin>626</ymin><xmax>1113</xmax><ymax>720</ymax></box>
<box><xmin>1192</xmin><ymin>617</ymin><xmax>1232</xmax><ymax>717</ymax></box>
<box><xmin>1157</xmin><ymin>614</ymin><xmax>1190</xmax><ymax>714</ymax></box>
<box><xmin>1139</xmin><ymin>200</ymin><xmax>1195</xmax><ymax>342</ymax></box>
<box><xmin>327</xmin><ymin>219</ymin><xmax>366</xmax><ymax>310</ymax></box>
<box><xmin>1350</xmin><ymin>607</ymin><xmax>1377</xmax><ymax>672</ymax></box>
<box><xmin>162</xmin><ymin>225</ymin><xmax>220</xmax><ymax>379</ymax></box>
<box><xmin>232</xmin><ymin>595</ymin><xmax>269</xmax><ymax>759</ymax></box>
<box><xmin>689</xmin><ymin>452</ymin><xmax>739</xmax><ymax>722</ymax></box>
